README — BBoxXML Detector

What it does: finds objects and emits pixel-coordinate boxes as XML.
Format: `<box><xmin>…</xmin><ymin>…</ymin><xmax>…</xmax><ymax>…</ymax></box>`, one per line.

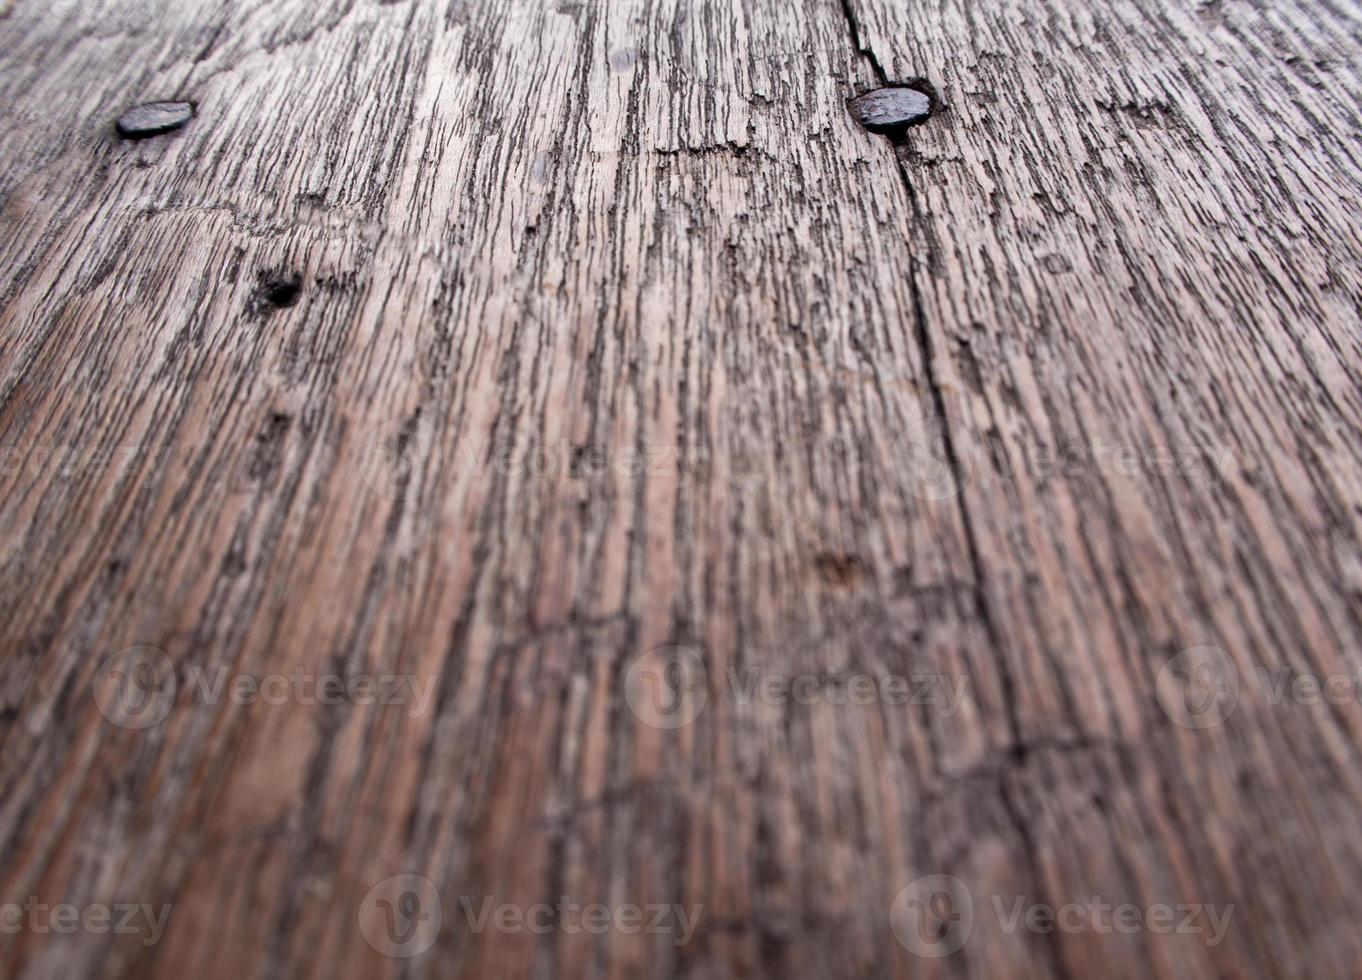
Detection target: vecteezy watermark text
<box><xmin>890</xmin><ymin>875</ymin><xmax>1233</xmax><ymax>958</ymax></box>
<box><xmin>624</xmin><ymin>645</ymin><xmax>969</xmax><ymax>729</ymax></box>
<box><xmin>0</xmin><ymin>899</ymin><xmax>172</xmax><ymax>947</ymax></box>
<box><xmin>459</xmin><ymin>896</ymin><xmax>701</xmax><ymax>946</ymax></box>
<box><xmin>991</xmin><ymin>896</ymin><xmax>1233</xmax><ymax>946</ymax></box>
<box><xmin>1156</xmin><ymin>645</ymin><xmax>1362</xmax><ymax>729</ymax></box>
<box><xmin>892</xmin><ymin>415</ymin><xmax>1233</xmax><ymax>501</ymax></box>
<box><xmin>358</xmin><ymin>875</ymin><xmax>702</xmax><ymax>959</ymax></box>
<box><xmin>93</xmin><ymin>646</ymin><xmax>438</xmax><ymax>729</ymax></box>
<box><xmin>0</xmin><ymin>445</ymin><xmax>156</xmax><ymax>483</ymax></box>
<box><xmin>728</xmin><ymin>667</ymin><xmax>967</xmax><ymax>713</ymax></box>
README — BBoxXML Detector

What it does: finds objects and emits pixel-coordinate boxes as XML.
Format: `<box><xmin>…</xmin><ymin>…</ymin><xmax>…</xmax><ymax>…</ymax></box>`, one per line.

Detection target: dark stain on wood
<box><xmin>814</xmin><ymin>552</ymin><xmax>871</xmax><ymax>587</ymax></box>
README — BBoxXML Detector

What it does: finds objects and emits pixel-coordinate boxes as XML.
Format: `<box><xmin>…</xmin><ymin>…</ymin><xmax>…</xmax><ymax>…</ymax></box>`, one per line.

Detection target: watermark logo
<box><xmin>727</xmin><ymin>448</ymin><xmax>765</xmax><ymax>497</ymax></box>
<box><xmin>359</xmin><ymin>875</ymin><xmax>443</xmax><ymax>959</ymax></box>
<box><xmin>891</xmin><ymin>875</ymin><xmax>974</xmax><ymax>958</ymax></box>
<box><xmin>1156</xmin><ymin>646</ymin><xmax>1362</xmax><ymax>727</ymax></box>
<box><xmin>361</xmin><ymin>416</ymin><xmax>436</xmax><ymax>500</ymax></box>
<box><xmin>93</xmin><ymin>646</ymin><xmax>177</xmax><ymax>730</ymax></box>
<box><xmin>892</xmin><ymin>415</ymin><xmax>964</xmax><ymax>501</ymax></box>
<box><xmin>625</xmin><ymin>645</ymin><xmax>708</xmax><ymax>730</ymax></box>
<box><xmin>1156</xmin><ymin>646</ymin><xmax>1240</xmax><ymax>729</ymax></box>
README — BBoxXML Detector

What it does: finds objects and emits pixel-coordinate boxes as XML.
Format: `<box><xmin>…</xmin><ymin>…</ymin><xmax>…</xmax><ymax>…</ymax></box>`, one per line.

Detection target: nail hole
<box><xmin>252</xmin><ymin>271</ymin><xmax>302</xmax><ymax>313</ymax></box>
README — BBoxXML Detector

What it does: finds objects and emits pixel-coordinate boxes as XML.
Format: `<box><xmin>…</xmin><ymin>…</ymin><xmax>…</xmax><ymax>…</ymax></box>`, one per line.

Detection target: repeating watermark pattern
<box><xmin>725</xmin><ymin>448</ymin><xmax>765</xmax><ymax>498</ymax></box>
<box><xmin>891</xmin><ymin>876</ymin><xmax>1234</xmax><ymax>957</ymax></box>
<box><xmin>989</xmin><ymin>896</ymin><xmax>1233</xmax><ymax>946</ymax></box>
<box><xmin>361</xmin><ymin>416</ymin><xmax>437</xmax><ymax>500</ymax></box>
<box><xmin>45</xmin><ymin>0</ymin><xmax>104</xmax><ymax>20</ymax></box>
<box><xmin>453</xmin><ymin>441</ymin><xmax>691</xmax><ymax>483</ymax></box>
<box><xmin>729</xmin><ymin>667</ymin><xmax>967</xmax><ymax>713</ymax></box>
<box><xmin>624</xmin><ymin>645</ymin><xmax>968</xmax><ymax>729</ymax></box>
<box><xmin>93</xmin><ymin>646</ymin><xmax>177</xmax><ymax>730</ymax></box>
<box><xmin>0</xmin><ymin>899</ymin><xmax>172</xmax><ymax>947</ymax></box>
<box><xmin>893</xmin><ymin>416</ymin><xmax>964</xmax><ymax>502</ymax></box>
<box><xmin>13</xmin><ymin>0</ymin><xmax>162</xmax><ymax>39</ymax></box>
<box><xmin>891</xmin><ymin>875</ymin><xmax>974</xmax><ymax>958</ymax></box>
<box><xmin>1156</xmin><ymin>645</ymin><xmax>1362</xmax><ymax>729</ymax></box>
<box><xmin>625</xmin><ymin>645</ymin><xmax>709</xmax><ymax>730</ymax></box>
<box><xmin>358</xmin><ymin>878</ymin><xmax>702</xmax><ymax>958</ymax></box>
<box><xmin>889</xmin><ymin>415</ymin><xmax>1232</xmax><ymax>501</ymax></box>
<box><xmin>93</xmin><ymin>646</ymin><xmax>438</xmax><ymax>729</ymax></box>
<box><xmin>358</xmin><ymin>435</ymin><xmax>760</xmax><ymax>498</ymax></box>
<box><xmin>359</xmin><ymin>875</ymin><xmax>443</xmax><ymax>959</ymax></box>
<box><xmin>1156</xmin><ymin>646</ymin><xmax>1241</xmax><ymax>730</ymax></box>
<box><xmin>458</xmin><ymin>897</ymin><xmax>701</xmax><ymax>946</ymax></box>
<box><xmin>1002</xmin><ymin>440</ymin><xmax>1231</xmax><ymax>484</ymax></box>
<box><xmin>0</xmin><ymin>444</ymin><xmax>155</xmax><ymax>484</ymax></box>
<box><xmin>349</xmin><ymin>422</ymin><xmax>1230</xmax><ymax>504</ymax></box>
<box><xmin>360</xmin><ymin>426</ymin><xmax>712</xmax><ymax>500</ymax></box>
<box><xmin>1255</xmin><ymin>666</ymin><xmax>1362</xmax><ymax>708</ymax></box>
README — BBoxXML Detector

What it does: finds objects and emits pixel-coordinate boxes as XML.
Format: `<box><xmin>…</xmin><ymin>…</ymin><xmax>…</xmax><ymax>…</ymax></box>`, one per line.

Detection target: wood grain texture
<box><xmin>0</xmin><ymin>0</ymin><xmax>1360</xmax><ymax>975</ymax></box>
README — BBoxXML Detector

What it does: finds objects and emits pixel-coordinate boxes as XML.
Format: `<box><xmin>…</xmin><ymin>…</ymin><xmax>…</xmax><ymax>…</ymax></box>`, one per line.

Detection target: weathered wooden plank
<box><xmin>0</xmin><ymin>0</ymin><xmax>1359</xmax><ymax>976</ymax></box>
<box><xmin>0</xmin><ymin>0</ymin><xmax>986</xmax><ymax>976</ymax></box>
<box><xmin>842</xmin><ymin>0</ymin><xmax>1362</xmax><ymax>974</ymax></box>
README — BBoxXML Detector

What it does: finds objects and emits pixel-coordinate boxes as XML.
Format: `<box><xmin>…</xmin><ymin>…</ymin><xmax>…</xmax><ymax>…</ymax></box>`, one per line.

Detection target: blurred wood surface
<box><xmin>1</xmin><ymin>0</ymin><xmax>1361</xmax><ymax>976</ymax></box>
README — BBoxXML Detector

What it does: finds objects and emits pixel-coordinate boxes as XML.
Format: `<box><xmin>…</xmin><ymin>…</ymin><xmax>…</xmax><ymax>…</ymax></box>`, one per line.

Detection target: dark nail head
<box><xmin>849</xmin><ymin>87</ymin><xmax>932</xmax><ymax>134</ymax></box>
<box><xmin>116</xmin><ymin>101</ymin><xmax>195</xmax><ymax>140</ymax></box>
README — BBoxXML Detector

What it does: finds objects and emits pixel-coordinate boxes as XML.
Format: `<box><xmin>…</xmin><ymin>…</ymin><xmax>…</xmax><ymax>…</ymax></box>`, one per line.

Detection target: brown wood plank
<box><xmin>0</xmin><ymin>0</ymin><xmax>1359</xmax><ymax>975</ymax></box>
<box><xmin>840</xmin><ymin>0</ymin><xmax>1362</xmax><ymax>973</ymax></box>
